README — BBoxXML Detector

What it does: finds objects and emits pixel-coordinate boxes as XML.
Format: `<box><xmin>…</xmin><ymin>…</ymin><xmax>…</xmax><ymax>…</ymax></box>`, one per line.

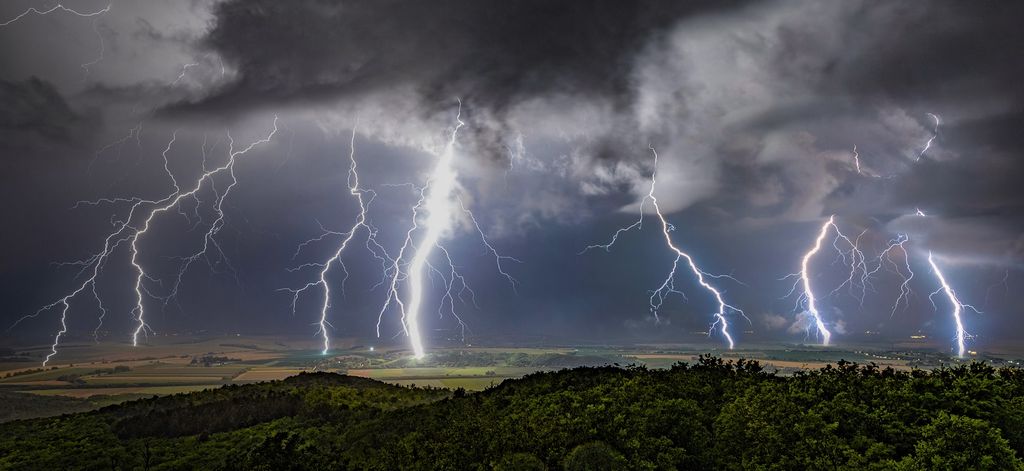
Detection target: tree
<box><xmin>898</xmin><ymin>413</ymin><xmax>1024</xmax><ymax>471</ymax></box>
<box><xmin>494</xmin><ymin>452</ymin><xmax>547</xmax><ymax>471</ymax></box>
<box><xmin>563</xmin><ymin>442</ymin><xmax>628</xmax><ymax>471</ymax></box>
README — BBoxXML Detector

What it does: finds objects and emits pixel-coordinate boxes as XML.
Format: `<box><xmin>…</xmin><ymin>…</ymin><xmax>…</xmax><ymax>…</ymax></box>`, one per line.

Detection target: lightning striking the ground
<box><xmin>927</xmin><ymin>252</ymin><xmax>978</xmax><ymax>357</ymax></box>
<box><xmin>127</xmin><ymin>119</ymin><xmax>279</xmax><ymax>346</ymax></box>
<box><xmin>583</xmin><ymin>146</ymin><xmax>744</xmax><ymax>348</ymax></box>
<box><xmin>377</xmin><ymin>101</ymin><xmax>519</xmax><ymax>359</ymax></box>
<box><xmin>11</xmin><ymin>118</ymin><xmax>278</xmax><ymax>365</ymax></box>
<box><xmin>786</xmin><ymin>216</ymin><xmax>837</xmax><ymax>345</ymax></box>
<box><xmin>281</xmin><ymin>123</ymin><xmax>393</xmax><ymax>355</ymax></box>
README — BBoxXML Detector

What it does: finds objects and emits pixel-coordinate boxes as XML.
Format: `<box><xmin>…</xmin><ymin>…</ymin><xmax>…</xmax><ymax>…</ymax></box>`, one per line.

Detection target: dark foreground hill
<box><xmin>2</xmin><ymin>356</ymin><xmax>1024</xmax><ymax>470</ymax></box>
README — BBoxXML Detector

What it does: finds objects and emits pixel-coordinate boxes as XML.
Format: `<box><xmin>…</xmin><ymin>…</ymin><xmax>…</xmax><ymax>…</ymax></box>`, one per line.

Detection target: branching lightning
<box><xmin>128</xmin><ymin>118</ymin><xmax>279</xmax><ymax>346</ymax></box>
<box><xmin>280</xmin><ymin>122</ymin><xmax>393</xmax><ymax>355</ymax></box>
<box><xmin>0</xmin><ymin>3</ymin><xmax>112</xmax><ymax>80</ymax></box>
<box><xmin>0</xmin><ymin>3</ymin><xmax>110</xmax><ymax>27</ymax></box>
<box><xmin>785</xmin><ymin>216</ymin><xmax>837</xmax><ymax>344</ymax></box>
<box><xmin>927</xmin><ymin>252</ymin><xmax>979</xmax><ymax>357</ymax></box>
<box><xmin>11</xmin><ymin>118</ymin><xmax>278</xmax><ymax>365</ymax></box>
<box><xmin>377</xmin><ymin>101</ymin><xmax>519</xmax><ymax>359</ymax></box>
<box><xmin>582</xmin><ymin>146</ymin><xmax>744</xmax><ymax>348</ymax></box>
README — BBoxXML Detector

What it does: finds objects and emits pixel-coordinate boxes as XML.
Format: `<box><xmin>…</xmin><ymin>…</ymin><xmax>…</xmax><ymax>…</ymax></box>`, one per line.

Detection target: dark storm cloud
<box><xmin>168</xmin><ymin>0</ymin><xmax>746</xmax><ymax>116</ymax></box>
<box><xmin>3</xmin><ymin>0</ymin><xmax>1024</xmax><ymax>349</ymax></box>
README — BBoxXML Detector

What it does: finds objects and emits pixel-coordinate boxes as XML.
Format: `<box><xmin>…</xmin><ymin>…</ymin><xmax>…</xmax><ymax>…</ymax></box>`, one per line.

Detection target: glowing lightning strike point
<box><xmin>927</xmin><ymin>252</ymin><xmax>976</xmax><ymax>357</ymax></box>
<box><xmin>379</xmin><ymin>104</ymin><xmax>465</xmax><ymax>359</ymax></box>
<box><xmin>0</xmin><ymin>3</ymin><xmax>110</xmax><ymax>27</ymax></box>
<box><xmin>917</xmin><ymin>113</ymin><xmax>940</xmax><ymax>161</ymax></box>
<box><xmin>792</xmin><ymin>216</ymin><xmax>836</xmax><ymax>345</ymax></box>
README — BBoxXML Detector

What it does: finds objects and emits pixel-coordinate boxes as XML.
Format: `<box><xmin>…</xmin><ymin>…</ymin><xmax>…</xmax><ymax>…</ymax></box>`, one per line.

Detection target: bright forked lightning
<box><xmin>917</xmin><ymin>113</ymin><xmax>940</xmax><ymax>161</ymax></box>
<box><xmin>377</xmin><ymin>101</ymin><xmax>519</xmax><ymax>359</ymax></box>
<box><xmin>0</xmin><ymin>3</ymin><xmax>110</xmax><ymax>27</ymax></box>
<box><xmin>129</xmin><ymin>118</ymin><xmax>279</xmax><ymax>346</ymax></box>
<box><xmin>379</xmin><ymin>105</ymin><xmax>464</xmax><ymax>359</ymax></box>
<box><xmin>582</xmin><ymin>146</ymin><xmax>744</xmax><ymax>348</ymax></box>
<box><xmin>281</xmin><ymin>123</ymin><xmax>388</xmax><ymax>355</ymax></box>
<box><xmin>12</xmin><ymin>120</ymin><xmax>279</xmax><ymax>365</ymax></box>
<box><xmin>866</xmin><ymin>233</ymin><xmax>915</xmax><ymax>317</ymax></box>
<box><xmin>909</xmin><ymin>207</ymin><xmax>978</xmax><ymax>354</ymax></box>
<box><xmin>792</xmin><ymin>216</ymin><xmax>836</xmax><ymax>345</ymax></box>
<box><xmin>927</xmin><ymin>252</ymin><xmax>978</xmax><ymax>357</ymax></box>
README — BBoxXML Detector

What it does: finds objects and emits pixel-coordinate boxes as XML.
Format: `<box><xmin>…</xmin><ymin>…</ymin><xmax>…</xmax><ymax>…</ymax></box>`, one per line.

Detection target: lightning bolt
<box><xmin>128</xmin><ymin>118</ymin><xmax>279</xmax><ymax>346</ymax></box>
<box><xmin>0</xmin><ymin>3</ymin><xmax>111</xmax><ymax>80</ymax></box>
<box><xmin>583</xmin><ymin>146</ymin><xmax>744</xmax><ymax>348</ymax></box>
<box><xmin>0</xmin><ymin>3</ymin><xmax>110</xmax><ymax>27</ymax></box>
<box><xmin>927</xmin><ymin>252</ymin><xmax>979</xmax><ymax>357</ymax></box>
<box><xmin>786</xmin><ymin>216</ymin><xmax>837</xmax><ymax>345</ymax></box>
<box><xmin>11</xmin><ymin>118</ymin><xmax>278</xmax><ymax>365</ymax></box>
<box><xmin>377</xmin><ymin>100</ymin><xmax>519</xmax><ymax>359</ymax></box>
<box><xmin>172</xmin><ymin>63</ymin><xmax>199</xmax><ymax>86</ymax></box>
<box><xmin>917</xmin><ymin>113</ymin><xmax>940</xmax><ymax>161</ymax></box>
<box><xmin>280</xmin><ymin>122</ymin><xmax>392</xmax><ymax>355</ymax></box>
<box><xmin>852</xmin><ymin>145</ymin><xmax>863</xmax><ymax>175</ymax></box>
<box><xmin>865</xmin><ymin>233</ymin><xmax>915</xmax><ymax>317</ymax></box>
<box><xmin>909</xmin><ymin>207</ymin><xmax>978</xmax><ymax>354</ymax></box>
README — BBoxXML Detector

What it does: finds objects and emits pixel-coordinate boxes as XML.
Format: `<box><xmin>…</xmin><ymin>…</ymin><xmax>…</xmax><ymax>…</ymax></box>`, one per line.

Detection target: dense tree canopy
<box><xmin>2</xmin><ymin>357</ymin><xmax>1023</xmax><ymax>469</ymax></box>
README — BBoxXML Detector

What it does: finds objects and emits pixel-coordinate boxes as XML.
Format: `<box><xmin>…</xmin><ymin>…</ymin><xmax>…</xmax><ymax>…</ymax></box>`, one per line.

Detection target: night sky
<box><xmin>1</xmin><ymin>0</ymin><xmax>1022</xmax><ymax>353</ymax></box>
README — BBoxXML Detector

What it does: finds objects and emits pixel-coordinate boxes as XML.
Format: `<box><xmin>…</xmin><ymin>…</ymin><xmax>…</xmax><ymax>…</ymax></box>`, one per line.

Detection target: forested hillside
<box><xmin>2</xmin><ymin>357</ymin><xmax>1023</xmax><ymax>470</ymax></box>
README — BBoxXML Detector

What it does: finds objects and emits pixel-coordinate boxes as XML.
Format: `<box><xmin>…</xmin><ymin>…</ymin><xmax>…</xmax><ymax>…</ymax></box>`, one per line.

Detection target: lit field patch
<box><xmin>440</xmin><ymin>377</ymin><xmax>504</xmax><ymax>390</ymax></box>
<box><xmin>631</xmin><ymin>354</ymin><xmax>699</xmax><ymax>360</ymax></box>
<box><xmin>115</xmin><ymin>365</ymin><xmax>247</xmax><ymax>377</ymax></box>
<box><xmin>346</xmin><ymin>366</ymin><xmax>541</xmax><ymax>380</ymax></box>
<box><xmin>0</xmin><ymin>367</ymin><xmax>101</xmax><ymax>383</ymax></box>
<box><xmin>233</xmin><ymin>368</ymin><xmax>309</xmax><ymax>382</ymax></box>
<box><xmin>22</xmin><ymin>385</ymin><xmax>217</xmax><ymax>398</ymax></box>
<box><xmin>83</xmin><ymin>376</ymin><xmax>225</xmax><ymax>385</ymax></box>
<box><xmin>0</xmin><ymin>380</ymin><xmax>69</xmax><ymax>387</ymax></box>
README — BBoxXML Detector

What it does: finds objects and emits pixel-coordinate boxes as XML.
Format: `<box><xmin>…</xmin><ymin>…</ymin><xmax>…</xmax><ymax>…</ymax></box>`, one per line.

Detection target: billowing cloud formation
<box><xmin>161</xmin><ymin>0</ymin><xmax>1024</xmax><ymax>221</ymax></box>
<box><xmin>1</xmin><ymin>0</ymin><xmax>1022</xmax><ymax>346</ymax></box>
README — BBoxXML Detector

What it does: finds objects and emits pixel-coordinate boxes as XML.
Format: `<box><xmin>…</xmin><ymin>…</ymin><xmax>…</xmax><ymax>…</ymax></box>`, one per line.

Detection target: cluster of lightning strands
<box><xmin>786</xmin><ymin>208</ymin><xmax>979</xmax><ymax>357</ymax></box>
<box><xmin>783</xmin><ymin>215</ymin><xmax>911</xmax><ymax>345</ymax></box>
<box><xmin>582</xmin><ymin>146</ymin><xmax>745</xmax><ymax>349</ymax></box>
<box><xmin>286</xmin><ymin>104</ymin><xmax>518</xmax><ymax>358</ymax></box>
<box><xmin>10</xmin><ymin>119</ymin><xmax>279</xmax><ymax>365</ymax></box>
